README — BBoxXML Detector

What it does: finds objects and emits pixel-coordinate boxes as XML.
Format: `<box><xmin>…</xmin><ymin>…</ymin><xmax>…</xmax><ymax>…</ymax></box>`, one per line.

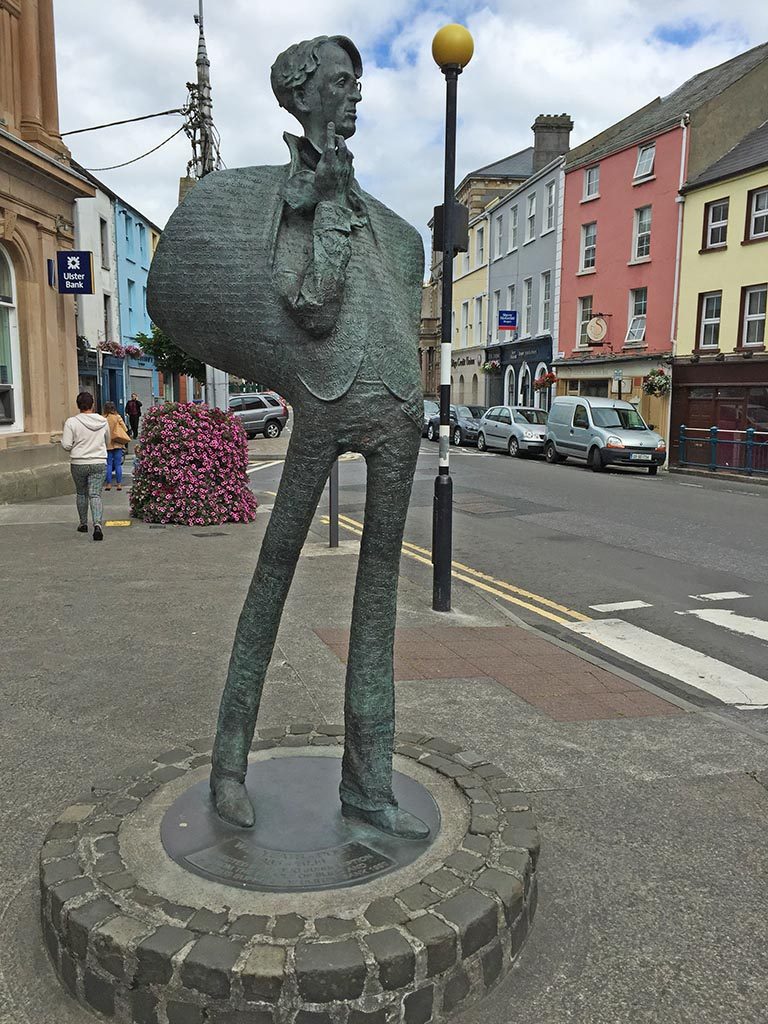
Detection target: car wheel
<box><xmin>508</xmin><ymin>437</ymin><xmax>520</xmax><ymax>458</ymax></box>
<box><xmin>477</xmin><ymin>433</ymin><xmax>487</xmax><ymax>452</ymax></box>
<box><xmin>589</xmin><ymin>447</ymin><xmax>605</xmax><ymax>472</ymax></box>
<box><xmin>648</xmin><ymin>465</ymin><xmax>658</xmax><ymax>476</ymax></box>
<box><xmin>452</xmin><ymin>427</ymin><xmax>463</xmax><ymax>446</ymax></box>
<box><xmin>427</xmin><ymin>423</ymin><xmax>436</xmax><ymax>441</ymax></box>
<box><xmin>264</xmin><ymin>420</ymin><xmax>281</xmax><ymax>439</ymax></box>
<box><xmin>545</xmin><ymin>441</ymin><xmax>562</xmax><ymax>464</ymax></box>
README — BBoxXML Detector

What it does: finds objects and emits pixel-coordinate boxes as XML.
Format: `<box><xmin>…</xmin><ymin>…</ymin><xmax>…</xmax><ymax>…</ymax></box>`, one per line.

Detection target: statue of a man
<box><xmin>148</xmin><ymin>36</ymin><xmax>428</xmax><ymax>839</ymax></box>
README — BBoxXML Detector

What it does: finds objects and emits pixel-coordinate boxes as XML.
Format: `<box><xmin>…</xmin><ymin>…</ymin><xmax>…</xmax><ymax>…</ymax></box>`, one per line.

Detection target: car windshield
<box><xmin>591</xmin><ymin>407</ymin><xmax>648</xmax><ymax>430</ymax></box>
<box><xmin>467</xmin><ymin>406</ymin><xmax>486</xmax><ymax>419</ymax></box>
<box><xmin>455</xmin><ymin>406</ymin><xmax>473</xmax><ymax>419</ymax></box>
<box><xmin>514</xmin><ymin>409</ymin><xmax>548</xmax><ymax>425</ymax></box>
<box><xmin>424</xmin><ymin>401</ymin><xmax>439</xmax><ymax>414</ymax></box>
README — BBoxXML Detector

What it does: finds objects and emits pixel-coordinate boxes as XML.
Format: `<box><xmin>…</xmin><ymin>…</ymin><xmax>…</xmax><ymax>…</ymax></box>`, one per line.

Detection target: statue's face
<box><xmin>299</xmin><ymin>42</ymin><xmax>361</xmax><ymax>141</ymax></box>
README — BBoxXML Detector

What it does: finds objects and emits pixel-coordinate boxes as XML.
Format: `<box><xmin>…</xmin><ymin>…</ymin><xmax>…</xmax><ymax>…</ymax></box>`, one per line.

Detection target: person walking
<box><xmin>103</xmin><ymin>401</ymin><xmax>131</xmax><ymax>491</ymax></box>
<box><xmin>61</xmin><ymin>391</ymin><xmax>110</xmax><ymax>541</ymax></box>
<box><xmin>125</xmin><ymin>393</ymin><xmax>143</xmax><ymax>439</ymax></box>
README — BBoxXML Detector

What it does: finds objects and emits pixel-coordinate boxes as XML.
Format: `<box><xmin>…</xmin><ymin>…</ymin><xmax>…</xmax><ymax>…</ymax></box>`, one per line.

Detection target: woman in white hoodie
<box><xmin>61</xmin><ymin>392</ymin><xmax>110</xmax><ymax>541</ymax></box>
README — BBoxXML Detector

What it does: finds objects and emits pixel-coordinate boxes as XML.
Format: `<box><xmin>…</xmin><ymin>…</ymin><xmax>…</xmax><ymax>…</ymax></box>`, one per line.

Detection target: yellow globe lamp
<box><xmin>431</xmin><ymin>23</ymin><xmax>474</xmax><ymax>70</ymax></box>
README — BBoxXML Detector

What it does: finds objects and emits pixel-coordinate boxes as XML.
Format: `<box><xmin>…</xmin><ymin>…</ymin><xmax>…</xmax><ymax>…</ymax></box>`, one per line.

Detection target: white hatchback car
<box><xmin>476</xmin><ymin>406</ymin><xmax>549</xmax><ymax>457</ymax></box>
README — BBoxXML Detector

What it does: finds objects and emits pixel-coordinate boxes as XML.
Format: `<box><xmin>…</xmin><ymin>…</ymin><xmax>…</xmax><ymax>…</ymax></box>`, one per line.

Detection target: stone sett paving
<box><xmin>315</xmin><ymin>626</ymin><xmax>682</xmax><ymax>723</ymax></box>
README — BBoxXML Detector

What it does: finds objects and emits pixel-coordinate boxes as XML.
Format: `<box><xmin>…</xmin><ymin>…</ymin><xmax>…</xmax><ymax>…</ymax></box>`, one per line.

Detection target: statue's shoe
<box><xmin>341</xmin><ymin>802</ymin><xmax>430</xmax><ymax>840</ymax></box>
<box><xmin>209</xmin><ymin>772</ymin><xmax>255</xmax><ymax>828</ymax></box>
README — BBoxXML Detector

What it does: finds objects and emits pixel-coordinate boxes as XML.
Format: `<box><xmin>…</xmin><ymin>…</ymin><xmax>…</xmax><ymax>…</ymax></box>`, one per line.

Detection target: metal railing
<box><xmin>679</xmin><ymin>425</ymin><xmax>768</xmax><ymax>476</ymax></box>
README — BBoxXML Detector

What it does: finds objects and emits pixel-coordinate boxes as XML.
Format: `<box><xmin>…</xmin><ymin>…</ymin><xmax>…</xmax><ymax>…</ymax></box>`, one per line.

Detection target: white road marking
<box><xmin>246</xmin><ymin>460</ymin><xmax>284</xmax><ymax>475</ymax></box>
<box><xmin>679</xmin><ymin>608</ymin><xmax>768</xmax><ymax>644</ymax></box>
<box><xmin>678</xmin><ymin>482</ymin><xmax>703</xmax><ymax>488</ymax></box>
<box><xmin>590</xmin><ymin>600</ymin><xmax>653</xmax><ymax>613</ymax></box>
<box><xmin>690</xmin><ymin>591</ymin><xmax>749</xmax><ymax>602</ymax></box>
<box><xmin>566</xmin><ymin>617</ymin><xmax>768</xmax><ymax>707</ymax></box>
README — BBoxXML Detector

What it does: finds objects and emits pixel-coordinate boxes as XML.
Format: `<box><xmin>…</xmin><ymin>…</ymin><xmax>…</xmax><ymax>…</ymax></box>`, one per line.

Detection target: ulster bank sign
<box><xmin>56</xmin><ymin>250</ymin><xmax>94</xmax><ymax>294</ymax></box>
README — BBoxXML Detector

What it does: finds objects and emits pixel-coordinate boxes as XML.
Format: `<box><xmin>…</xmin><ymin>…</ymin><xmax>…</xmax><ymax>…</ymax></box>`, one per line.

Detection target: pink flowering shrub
<box><xmin>129</xmin><ymin>402</ymin><xmax>258</xmax><ymax>525</ymax></box>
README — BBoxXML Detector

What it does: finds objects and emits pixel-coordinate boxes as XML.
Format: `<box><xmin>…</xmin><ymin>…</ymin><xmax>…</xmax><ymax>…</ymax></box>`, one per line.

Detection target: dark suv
<box><xmin>228</xmin><ymin>392</ymin><xmax>288</xmax><ymax>439</ymax></box>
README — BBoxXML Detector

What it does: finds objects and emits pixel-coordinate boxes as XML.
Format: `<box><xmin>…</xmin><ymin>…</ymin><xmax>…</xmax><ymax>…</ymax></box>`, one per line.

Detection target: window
<box><xmin>474</xmin><ymin>296</ymin><xmax>483</xmax><ymax>343</ymax></box>
<box><xmin>498</xmin><ymin>408</ymin><xmax>512</xmax><ymax>425</ymax></box>
<box><xmin>0</xmin><ymin>245</ymin><xmax>21</xmax><ymax>426</ymax></box>
<box><xmin>460</xmin><ymin>301</ymin><xmax>469</xmax><ymax>346</ymax></box>
<box><xmin>103</xmin><ymin>294</ymin><xmax>112</xmax><ymax>342</ymax></box>
<box><xmin>506</xmin><ymin>284</ymin><xmax>515</xmax><ymax>319</ymax></box>
<box><xmin>747</xmin><ymin>188</ymin><xmax>768</xmax><ymax>240</ymax></box>
<box><xmin>545</xmin><ymin>181</ymin><xmax>556</xmax><ymax>231</ymax></box>
<box><xmin>99</xmin><ymin>218</ymin><xmax>110</xmax><ymax>269</ymax></box>
<box><xmin>573</xmin><ymin>404</ymin><xmax>589</xmax><ymax>428</ymax></box>
<box><xmin>522</xmin><ymin>278</ymin><xmax>533</xmax><ymax>336</ymax></box>
<box><xmin>626</xmin><ymin>287</ymin><xmax>647</xmax><ymax>343</ymax></box>
<box><xmin>540</xmin><ymin>271</ymin><xmax>551</xmax><ymax>333</ymax></box>
<box><xmin>142</xmin><ymin>286</ymin><xmax>148</xmax><ymax>322</ymax></box>
<box><xmin>584</xmin><ymin>165</ymin><xmax>600</xmax><ymax>199</ymax></box>
<box><xmin>492</xmin><ymin>289</ymin><xmax>501</xmax><ymax>341</ymax></box>
<box><xmin>242</xmin><ymin>395</ymin><xmax>267</xmax><ymax>410</ymax></box>
<box><xmin>578</xmin><ymin>295</ymin><xmax>593</xmax><ymax>347</ymax></box>
<box><xmin>525</xmin><ymin>194</ymin><xmax>536</xmax><ymax>242</ymax></box>
<box><xmin>124</xmin><ymin>212</ymin><xmax>134</xmax><ymax>255</ymax></box>
<box><xmin>580</xmin><ymin>222</ymin><xmax>597</xmax><ymax>270</ymax></box>
<box><xmin>704</xmin><ymin>199</ymin><xmax>728</xmax><ymax>249</ymax></box>
<box><xmin>633</xmin><ymin>206</ymin><xmax>652</xmax><ymax>260</ymax></box>
<box><xmin>698</xmin><ymin>291</ymin><xmax>721</xmax><ymax>349</ymax></box>
<box><xmin>509</xmin><ymin>206</ymin><xmax>519</xmax><ymax>250</ymax></box>
<box><xmin>742</xmin><ymin>285</ymin><xmax>766</xmax><ymax>346</ymax></box>
<box><xmin>127</xmin><ymin>279</ymin><xmax>136</xmax><ymax>334</ymax></box>
<box><xmin>634</xmin><ymin>143</ymin><xmax>655</xmax><ymax>180</ymax></box>
<box><xmin>475</xmin><ymin>225</ymin><xmax>485</xmax><ymax>266</ymax></box>
<box><xmin>494</xmin><ymin>215</ymin><xmax>503</xmax><ymax>259</ymax></box>
<box><xmin>137</xmin><ymin>223</ymin><xmax>146</xmax><ymax>257</ymax></box>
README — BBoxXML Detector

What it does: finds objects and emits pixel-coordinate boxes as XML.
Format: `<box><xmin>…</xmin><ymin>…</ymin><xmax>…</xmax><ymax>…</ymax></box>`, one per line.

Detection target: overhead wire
<box><xmin>85</xmin><ymin>125</ymin><xmax>186</xmax><ymax>171</ymax></box>
<box><xmin>62</xmin><ymin>109</ymin><xmax>185</xmax><ymax>137</ymax></box>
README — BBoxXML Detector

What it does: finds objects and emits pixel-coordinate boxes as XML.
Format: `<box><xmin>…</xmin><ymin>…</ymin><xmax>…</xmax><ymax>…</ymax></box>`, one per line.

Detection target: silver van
<box><xmin>476</xmin><ymin>406</ymin><xmax>548</xmax><ymax>456</ymax></box>
<box><xmin>228</xmin><ymin>392</ymin><xmax>288</xmax><ymax>439</ymax></box>
<box><xmin>545</xmin><ymin>396</ymin><xmax>666</xmax><ymax>474</ymax></box>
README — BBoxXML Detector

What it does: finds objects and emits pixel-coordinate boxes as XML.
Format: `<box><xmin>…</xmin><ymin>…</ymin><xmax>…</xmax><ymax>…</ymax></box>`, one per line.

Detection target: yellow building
<box><xmin>451</xmin><ymin>211</ymin><xmax>489</xmax><ymax>405</ymax></box>
<box><xmin>0</xmin><ymin>0</ymin><xmax>94</xmax><ymax>499</ymax></box>
<box><xmin>671</xmin><ymin>121</ymin><xmax>768</xmax><ymax>466</ymax></box>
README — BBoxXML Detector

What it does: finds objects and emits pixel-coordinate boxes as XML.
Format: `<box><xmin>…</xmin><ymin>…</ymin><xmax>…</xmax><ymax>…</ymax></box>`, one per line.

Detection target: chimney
<box><xmin>532</xmin><ymin>114</ymin><xmax>573</xmax><ymax>172</ymax></box>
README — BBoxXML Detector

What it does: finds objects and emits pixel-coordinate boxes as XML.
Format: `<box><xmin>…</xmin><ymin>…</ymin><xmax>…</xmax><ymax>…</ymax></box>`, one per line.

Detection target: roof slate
<box><xmin>566</xmin><ymin>41</ymin><xmax>768</xmax><ymax>170</ymax></box>
<box><xmin>684</xmin><ymin>118</ymin><xmax>768</xmax><ymax>190</ymax></box>
<box><xmin>466</xmin><ymin>146</ymin><xmax>534</xmax><ymax>180</ymax></box>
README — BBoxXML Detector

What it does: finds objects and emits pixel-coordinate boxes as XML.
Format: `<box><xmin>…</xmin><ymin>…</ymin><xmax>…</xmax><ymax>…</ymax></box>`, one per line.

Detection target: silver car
<box><xmin>544</xmin><ymin>396</ymin><xmax>666</xmax><ymax>474</ymax></box>
<box><xmin>228</xmin><ymin>392</ymin><xmax>288</xmax><ymax>439</ymax></box>
<box><xmin>476</xmin><ymin>406</ymin><xmax>548</xmax><ymax>456</ymax></box>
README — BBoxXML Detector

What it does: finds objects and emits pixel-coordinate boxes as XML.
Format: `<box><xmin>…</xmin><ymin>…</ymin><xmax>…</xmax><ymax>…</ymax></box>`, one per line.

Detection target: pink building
<box><xmin>554</xmin><ymin>42</ymin><xmax>768</xmax><ymax>433</ymax></box>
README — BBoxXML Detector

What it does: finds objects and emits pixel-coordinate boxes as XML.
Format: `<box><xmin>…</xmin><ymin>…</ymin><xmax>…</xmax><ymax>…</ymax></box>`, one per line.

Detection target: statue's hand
<box><xmin>315</xmin><ymin>121</ymin><xmax>353</xmax><ymax>205</ymax></box>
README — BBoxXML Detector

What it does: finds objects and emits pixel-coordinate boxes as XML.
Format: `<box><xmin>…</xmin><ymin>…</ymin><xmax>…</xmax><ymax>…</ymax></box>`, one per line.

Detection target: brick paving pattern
<box><xmin>315</xmin><ymin>626</ymin><xmax>682</xmax><ymax>722</ymax></box>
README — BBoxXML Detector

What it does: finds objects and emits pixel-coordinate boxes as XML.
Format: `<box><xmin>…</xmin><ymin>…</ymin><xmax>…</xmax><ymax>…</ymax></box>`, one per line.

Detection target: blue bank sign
<box><xmin>498</xmin><ymin>309</ymin><xmax>518</xmax><ymax>331</ymax></box>
<box><xmin>56</xmin><ymin>251</ymin><xmax>94</xmax><ymax>294</ymax></box>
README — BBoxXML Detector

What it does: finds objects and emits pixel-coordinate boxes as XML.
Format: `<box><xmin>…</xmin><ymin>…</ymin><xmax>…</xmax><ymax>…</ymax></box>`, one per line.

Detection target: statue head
<box><xmin>271</xmin><ymin>36</ymin><xmax>363</xmax><ymax>146</ymax></box>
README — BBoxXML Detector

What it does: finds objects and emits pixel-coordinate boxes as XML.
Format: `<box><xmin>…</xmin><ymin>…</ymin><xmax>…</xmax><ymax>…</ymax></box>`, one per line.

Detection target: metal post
<box><xmin>746</xmin><ymin>427</ymin><xmax>754</xmax><ymax>476</ymax></box>
<box><xmin>709</xmin><ymin>425</ymin><xmax>718</xmax><ymax>471</ymax></box>
<box><xmin>679</xmin><ymin>424</ymin><xmax>686</xmax><ymax>466</ymax></box>
<box><xmin>432</xmin><ymin>67</ymin><xmax>460</xmax><ymax>613</ymax></box>
<box><xmin>328</xmin><ymin>459</ymin><xmax>339</xmax><ymax>548</ymax></box>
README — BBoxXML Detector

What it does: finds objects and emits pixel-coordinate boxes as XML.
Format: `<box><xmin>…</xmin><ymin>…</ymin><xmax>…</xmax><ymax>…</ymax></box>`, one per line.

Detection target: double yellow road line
<box><xmin>321</xmin><ymin>512</ymin><xmax>589</xmax><ymax>626</ymax></box>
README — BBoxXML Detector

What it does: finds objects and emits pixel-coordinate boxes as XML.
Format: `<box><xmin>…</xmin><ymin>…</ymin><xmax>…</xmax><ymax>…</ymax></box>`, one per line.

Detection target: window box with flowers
<box><xmin>533</xmin><ymin>371</ymin><xmax>557</xmax><ymax>391</ymax></box>
<box><xmin>642</xmin><ymin>367</ymin><xmax>671</xmax><ymax>397</ymax></box>
<box><xmin>99</xmin><ymin>340</ymin><xmax>127</xmax><ymax>358</ymax></box>
<box><xmin>124</xmin><ymin>344</ymin><xmax>144</xmax><ymax>359</ymax></box>
<box><xmin>481</xmin><ymin>359</ymin><xmax>501</xmax><ymax>374</ymax></box>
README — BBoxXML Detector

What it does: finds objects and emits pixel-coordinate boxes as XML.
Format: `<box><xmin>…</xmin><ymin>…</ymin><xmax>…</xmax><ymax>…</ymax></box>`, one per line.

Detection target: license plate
<box><xmin>630</xmin><ymin>452</ymin><xmax>652</xmax><ymax>461</ymax></box>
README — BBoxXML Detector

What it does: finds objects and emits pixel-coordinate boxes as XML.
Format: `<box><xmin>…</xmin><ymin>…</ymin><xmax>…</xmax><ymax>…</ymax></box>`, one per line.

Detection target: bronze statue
<box><xmin>148</xmin><ymin>35</ymin><xmax>427</xmax><ymax>839</ymax></box>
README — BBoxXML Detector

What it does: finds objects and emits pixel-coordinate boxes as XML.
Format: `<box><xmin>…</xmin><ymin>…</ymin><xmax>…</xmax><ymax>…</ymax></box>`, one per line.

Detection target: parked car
<box><xmin>426</xmin><ymin>405</ymin><xmax>487</xmax><ymax>446</ymax></box>
<box><xmin>476</xmin><ymin>406</ymin><xmax>548</xmax><ymax>456</ymax></box>
<box><xmin>545</xmin><ymin>396</ymin><xmax>666</xmax><ymax>474</ymax></box>
<box><xmin>228</xmin><ymin>391</ymin><xmax>288</xmax><ymax>439</ymax></box>
<box><xmin>422</xmin><ymin>399</ymin><xmax>439</xmax><ymax>436</ymax></box>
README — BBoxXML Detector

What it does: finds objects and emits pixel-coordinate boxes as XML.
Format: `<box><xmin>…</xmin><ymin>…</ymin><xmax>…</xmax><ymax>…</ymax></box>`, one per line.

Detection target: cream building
<box><xmin>0</xmin><ymin>0</ymin><xmax>94</xmax><ymax>499</ymax></box>
<box><xmin>451</xmin><ymin>212</ymin><xmax>490</xmax><ymax>405</ymax></box>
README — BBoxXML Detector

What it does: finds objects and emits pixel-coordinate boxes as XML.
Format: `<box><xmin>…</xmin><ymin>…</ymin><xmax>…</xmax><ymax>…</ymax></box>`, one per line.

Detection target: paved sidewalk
<box><xmin>2</xmin><ymin>487</ymin><xmax>768</xmax><ymax>1023</ymax></box>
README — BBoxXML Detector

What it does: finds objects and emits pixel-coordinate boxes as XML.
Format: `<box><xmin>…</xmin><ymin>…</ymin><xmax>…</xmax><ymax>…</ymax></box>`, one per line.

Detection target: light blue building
<box><xmin>112</xmin><ymin>199</ymin><xmax>161</xmax><ymax>416</ymax></box>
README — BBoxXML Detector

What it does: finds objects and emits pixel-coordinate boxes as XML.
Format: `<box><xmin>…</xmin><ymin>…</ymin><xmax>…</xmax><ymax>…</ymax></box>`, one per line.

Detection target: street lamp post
<box><xmin>431</xmin><ymin>24</ymin><xmax>474</xmax><ymax>612</ymax></box>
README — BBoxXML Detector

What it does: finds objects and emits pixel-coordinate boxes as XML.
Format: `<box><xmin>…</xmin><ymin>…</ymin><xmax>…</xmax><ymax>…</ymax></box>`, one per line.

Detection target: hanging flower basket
<box><xmin>98</xmin><ymin>340</ymin><xmax>127</xmax><ymax>358</ymax></box>
<box><xmin>129</xmin><ymin>402</ymin><xmax>258</xmax><ymax>526</ymax></box>
<box><xmin>481</xmin><ymin>360</ymin><xmax>501</xmax><ymax>374</ymax></box>
<box><xmin>124</xmin><ymin>344</ymin><xmax>143</xmax><ymax>359</ymax></box>
<box><xmin>533</xmin><ymin>371</ymin><xmax>557</xmax><ymax>391</ymax></box>
<box><xmin>642</xmin><ymin>367</ymin><xmax>671</xmax><ymax>396</ymax></box>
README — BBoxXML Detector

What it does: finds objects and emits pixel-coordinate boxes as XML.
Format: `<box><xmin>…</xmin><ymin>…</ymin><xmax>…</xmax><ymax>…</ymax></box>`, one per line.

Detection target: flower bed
<box><xmin>129</xmin><ymin>402</ymin><xmax>258</xmax><ymax>525</ymax></box>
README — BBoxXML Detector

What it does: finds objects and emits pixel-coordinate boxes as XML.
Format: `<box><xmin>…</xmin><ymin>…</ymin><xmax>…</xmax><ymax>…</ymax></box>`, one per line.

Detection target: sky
<box><xmin>53</xmin><ymin>1</ymin><xmax>768</xmax><ymax>252</ymax></box>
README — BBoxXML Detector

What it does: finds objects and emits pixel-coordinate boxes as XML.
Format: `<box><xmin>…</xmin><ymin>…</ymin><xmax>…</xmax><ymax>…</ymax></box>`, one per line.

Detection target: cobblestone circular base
<box><xmin>40</xmin><ymin>725</ymin><xmax>539</xmax><ymax>1024</ymax></box>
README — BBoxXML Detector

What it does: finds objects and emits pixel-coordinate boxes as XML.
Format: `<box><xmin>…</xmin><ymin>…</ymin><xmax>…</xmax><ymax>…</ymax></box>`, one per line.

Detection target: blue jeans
<box><xmin>106</xmin><ymin>447</ymin><xmax>124</xmax><ymax>484</ymax></box>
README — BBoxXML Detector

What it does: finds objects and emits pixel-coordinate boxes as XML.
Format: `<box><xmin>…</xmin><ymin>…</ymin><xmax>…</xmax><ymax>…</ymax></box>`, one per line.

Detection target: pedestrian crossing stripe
<box><xmin>105</xmin><ymin>520</ymin><xmax>131</xmax><ymax>527</ymax></box>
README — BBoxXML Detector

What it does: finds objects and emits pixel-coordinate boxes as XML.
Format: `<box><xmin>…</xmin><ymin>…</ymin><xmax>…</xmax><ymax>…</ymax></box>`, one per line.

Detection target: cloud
<box><xmin>53</xmin><ymin>1</ymin><xmax>768</xmax><ymax>251</ymax></box>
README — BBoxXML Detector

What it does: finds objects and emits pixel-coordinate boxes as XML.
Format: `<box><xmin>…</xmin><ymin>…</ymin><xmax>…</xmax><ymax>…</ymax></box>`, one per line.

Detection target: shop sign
<box><xmin>56</xmin><ymin>251</ymin><xmax>94</xmax><ymax>294</ymax></box>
